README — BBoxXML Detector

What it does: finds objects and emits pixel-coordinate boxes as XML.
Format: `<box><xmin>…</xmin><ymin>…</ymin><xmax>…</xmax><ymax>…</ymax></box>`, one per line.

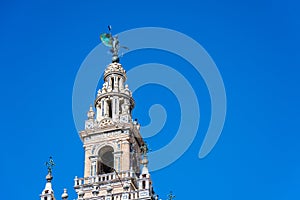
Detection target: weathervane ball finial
<box><xmin>100</xmin><ymin>26</ymin><xmax>128</xmax><ymax>63</ymax></box>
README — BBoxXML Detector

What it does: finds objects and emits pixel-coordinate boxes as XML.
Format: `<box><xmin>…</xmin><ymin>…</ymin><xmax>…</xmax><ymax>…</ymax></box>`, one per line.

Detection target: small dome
<box><xmin>104</xmin><ymin>62</ymin><xmax>126</xmax><ymax>80</ymax></box>
<box><xmin>46</xmin><ymin>173</ymin><xmax>53</xmax><ymax>182</ymax></box>
<box><xmin>61</xmin><ymin>188</ymin><xmax>68</xmax><ymax>199</ymax></box>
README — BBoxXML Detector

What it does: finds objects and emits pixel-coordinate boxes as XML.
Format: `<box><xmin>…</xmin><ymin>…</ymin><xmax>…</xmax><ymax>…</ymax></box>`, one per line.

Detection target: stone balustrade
<box><xmin>74</xmin><ymin>191</ymin><xmax>141</xmax><ymax>200</ymax></box>
<box><xmin>74</xmin><ymin>171</ymin><xmax>137</xmax><ymax>187</ymax></box>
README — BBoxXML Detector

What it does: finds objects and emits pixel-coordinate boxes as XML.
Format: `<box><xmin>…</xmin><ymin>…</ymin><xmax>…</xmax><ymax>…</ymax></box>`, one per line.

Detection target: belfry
<box><xmin>39</xmin><ymin>29</ymin><xmax>157</xmax><ymax>200</ymax></box>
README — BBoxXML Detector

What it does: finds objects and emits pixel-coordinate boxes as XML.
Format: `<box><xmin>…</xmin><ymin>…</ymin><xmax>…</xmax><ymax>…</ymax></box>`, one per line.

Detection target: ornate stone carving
<box><xmin>104</xmin><ymin>62</ymin><xmax>126</xmax><ymax>80</ymax></box>
<box><xmin>97</xmin><ymin>118</ymin><xmax>114</xmax><ymax>128</ymax></box>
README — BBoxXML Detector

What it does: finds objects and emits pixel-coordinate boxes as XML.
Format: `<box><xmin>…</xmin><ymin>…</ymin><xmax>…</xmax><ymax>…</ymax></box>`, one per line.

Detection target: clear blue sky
<box><xmin>0</xmin><ymin>0</ymin><xmax>299</xmax><ymax>199</ymax></box>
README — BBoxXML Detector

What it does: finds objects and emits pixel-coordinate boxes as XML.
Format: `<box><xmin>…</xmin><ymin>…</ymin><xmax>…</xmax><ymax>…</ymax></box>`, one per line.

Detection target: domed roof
<box><xmin>46</xmin><ymin>172</ymin><xmax>53</xmax><ymax>182</ymax></box>
<box><xmin>104</xmin><ymin>62</ymin><xmax>126</xmax><ymax>79</ymax></box>
<box><xmin>61</xmin><ymin>188</ymin><xmax>68</xmax><ymax>199</ymax></box>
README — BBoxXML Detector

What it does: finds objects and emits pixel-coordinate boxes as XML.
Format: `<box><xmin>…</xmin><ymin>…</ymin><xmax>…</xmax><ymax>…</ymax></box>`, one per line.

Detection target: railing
<box><xmin>75</xmin><ymin>191</ymin><xmax>142</xmax><ymax>200</ymax></box>
<box><xmin>74</xmin><ymin>171</ymin><xmax>137</xmax><ymax>187</ymax></box>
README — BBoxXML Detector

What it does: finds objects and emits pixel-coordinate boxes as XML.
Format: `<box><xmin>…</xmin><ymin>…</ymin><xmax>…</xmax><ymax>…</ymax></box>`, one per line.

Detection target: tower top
<box><xmin>40</xmin><ymin>157</ymin><xmax>56</xmax><ymax>200</ymax></box>
<box><xmin>74</xmin><ymin>29</ymin><xmax>157</xmax><ymax>200</ymax></box>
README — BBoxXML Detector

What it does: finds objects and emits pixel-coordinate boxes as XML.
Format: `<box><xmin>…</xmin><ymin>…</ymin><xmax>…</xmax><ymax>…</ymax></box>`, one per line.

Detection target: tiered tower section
<box><xmin>74</xmin><ymin>61</ymin><xmax>156</xmax><ymax>200</ymax></box>
<box><xmin>40</xmin><ymin>173</ymin><xmax>56</xmax><ymax>200</ymax></box>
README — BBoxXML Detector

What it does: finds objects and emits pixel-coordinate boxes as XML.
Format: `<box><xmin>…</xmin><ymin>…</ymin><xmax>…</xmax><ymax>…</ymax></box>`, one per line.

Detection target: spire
<box><xmin>40</xmin><ymin>157</ymin><xmax>56</xmax><ymax>200</ymax></box>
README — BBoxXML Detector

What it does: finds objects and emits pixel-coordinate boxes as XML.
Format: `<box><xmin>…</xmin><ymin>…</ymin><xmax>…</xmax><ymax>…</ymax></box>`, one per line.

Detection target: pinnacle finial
<box><xmin>140</xmin><ymin>142</ymin><xmax>150</xmax><ymax>156</ymax></box>
<box><xmin>87</xmin><ymin>105</ymin><xmax>95</xmax><ymax>119</ymax></box>
<box><xmin>45</xmin><ymin>156</ymin><xmax>55</xmax><ymax>175</ymax></box>
<box><xmin>168</xmin><ymin>191</ymin><xmax>175</xmax><ymax>200</ymax></box>
<box><xmin>140</xmin><ymin>142</ymin><xmax>150</xmax><ymax>175</ymax></box>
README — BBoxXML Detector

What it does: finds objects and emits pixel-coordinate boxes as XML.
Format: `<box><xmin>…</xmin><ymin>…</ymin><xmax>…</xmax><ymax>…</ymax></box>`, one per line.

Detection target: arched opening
<box><xmin>108</xmin><ymin>100</ymin><xmax>112</xmax><ymax>118</ymax></box>
<box><xmin>111</xmin><ymin>77</ymin><xmax>114</xmax><ymax>90</ymax></box>
<box><xmin>98</xmin><ymin>146</ymin><xmax>114</xmax><ymax>174</ymax></box>
<box><xmin>142</xmin><ymin>181</ymin><xmax>146</xmax><ymax>189</ymax></box>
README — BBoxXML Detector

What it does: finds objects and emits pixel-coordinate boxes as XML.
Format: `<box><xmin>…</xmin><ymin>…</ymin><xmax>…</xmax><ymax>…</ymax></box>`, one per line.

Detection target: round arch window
<box><xmin>98</xmin><ymin>146</ymin><xmax>114</xmax><ymax>174</ymax></box>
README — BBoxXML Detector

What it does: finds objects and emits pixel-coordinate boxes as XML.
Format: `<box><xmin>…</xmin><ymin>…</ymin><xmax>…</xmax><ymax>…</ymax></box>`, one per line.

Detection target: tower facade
<box><xmin>38</xmin><ymin>31</ymin><xmax>158</xmax><ymax>200</ymax></box>
<box><xmin>73</xmin><ymin>60</ymin><xmax>156</xmax><ymax>200</ymax></box>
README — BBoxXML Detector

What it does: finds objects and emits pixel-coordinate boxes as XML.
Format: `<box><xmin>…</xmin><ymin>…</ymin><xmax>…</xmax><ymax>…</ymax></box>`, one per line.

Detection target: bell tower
<box><xmin>73</xmin><ymin>30</ymin><xmax>157</xmax><ymax>200</ymax></box>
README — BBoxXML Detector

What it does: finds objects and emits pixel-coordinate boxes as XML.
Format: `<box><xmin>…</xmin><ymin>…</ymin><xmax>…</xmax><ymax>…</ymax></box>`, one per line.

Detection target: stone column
<box><xmin>104</xmin><ymin>99</ymin><xmax>109</xmax><ymax>117</ymax></box>
<box><xmin>90</xmin><ymin>156</ymin><xmax>97</xmax><ymax>176</ymax></box>
<box><xmin>84</xmin><ymin>146</ymin><xmax>92</xmax><ymax>178</ymax></box>
<box><xmin>96</xmin><ymin>102</ymin><xmax>102</xmax><ymax>121</ymax></box>
<box><xmin>114</xmin><ymin>76</ymin><xmax>119</xmax><ymax>92</ymax></box>
<box><xmin>119</xmin><ymin>78</ymin><xmax>124</xmax><ymax>91</ymax></box>
<box><xmin>115</xmin><ymin>157</ymin><xmax>120</xmax><ymax>172</ymax></box>
<box><xmin>112</xmin><ymin>96</ymin><xmax>119</xmax><ymax>122</ymax></box>
<box><xmin>145</xmin><ymin>179</ymin><xmax>150</xmax><ymax>189</ymax></box>
<box><xmin>107</xmin><ymin>77</ymin><xmax>112</xmax><ymax>92</ymax></box>
<box><xmin>121</xmin><ymin>141</ymin><xmax>130</xmax><ymax>171</ymax></box>
<box><xmin>101</xmin><ymin>100</ymin><xmax>105</xmax><ymax>117</ymax></box>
